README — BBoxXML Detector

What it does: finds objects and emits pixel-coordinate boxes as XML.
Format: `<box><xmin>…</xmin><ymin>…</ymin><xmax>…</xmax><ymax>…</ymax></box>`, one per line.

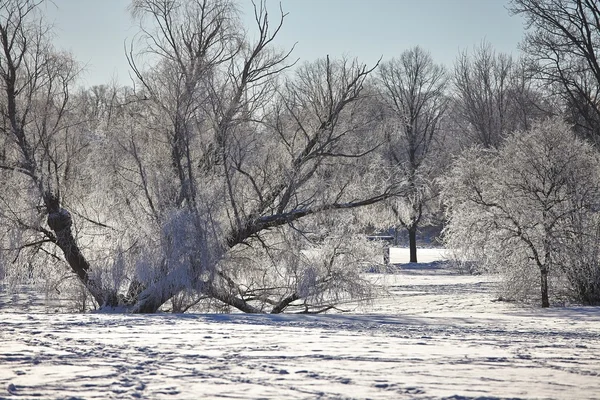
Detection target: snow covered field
<box><xmin>1</xmin><ymin>248</ymin><xmax>599</xmax><ymax>399</ymax></box>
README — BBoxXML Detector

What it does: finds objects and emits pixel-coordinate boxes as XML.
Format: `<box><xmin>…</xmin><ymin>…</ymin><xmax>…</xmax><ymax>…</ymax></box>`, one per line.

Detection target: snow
<box><xmin>1</xmin><ymin>248</ymin><xmax>599</xmax><ymax>399</ymax></box>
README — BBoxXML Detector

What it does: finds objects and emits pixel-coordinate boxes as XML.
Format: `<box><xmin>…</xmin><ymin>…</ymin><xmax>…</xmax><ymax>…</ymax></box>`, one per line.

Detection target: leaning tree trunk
<box><xmin>45</xmin><ymin>194</ymin><xmax>117</xmax><ymax>308</ymax></box>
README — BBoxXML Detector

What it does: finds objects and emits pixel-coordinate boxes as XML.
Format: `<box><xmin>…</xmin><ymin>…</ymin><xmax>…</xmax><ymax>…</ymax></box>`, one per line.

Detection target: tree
<box><xmin>0</xmin><ymin>0</ymin><xmax>118</xmax><ymax>306</ymax></box>
<box><xmin>442</xmin><ymin>119</ymin><xmax>600</xmax><ymax>307</ymax></box>
<box><xmin>377</xmin><ymin>47</ymin><xmax>448</xmax><ymax>263</ymax></box>
<box><xmin>453</xmin><ymin>42</ymin><xmax>542</xmax><ymax>148</ymax></box>
<box><xmin>89</xmin><ymin>0</ymin><xmax>393</xmax><ymax>313</ymax></box>
<box><xmin>0</xmin><ymin>0</ymin><xmax>396</xmax><ymax>314</ymax></box>
<box><xmin>511</xmin><ymin>0</ymin><xmax>600</xmax><ymax>141</ymax></box>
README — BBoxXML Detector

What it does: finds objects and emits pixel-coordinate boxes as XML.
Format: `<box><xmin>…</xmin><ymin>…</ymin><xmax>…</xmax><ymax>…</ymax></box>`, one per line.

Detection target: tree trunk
<box><xmin>131</xmin><ymin>293</ymin><xmax>170</xmax><ymax>313</ymax></box>
<box><xmin>45</xmin><ymin>197</ymin><xmax>114</xmax><ymax>308</ymax></box>
<box><xmin>383</xmin><ymin>245</ymin><xmax>390</xmax><ymax>266</ymax></box>
<box><xmin>271</xmin><ymin>293</ymin><xmax>300</xmax><ymax>314</ymax></box>
<box><xmin>540</xmin><ymin>267</ymin><xmax>550</xmax><ymax>308</ymax></box>
<box><xmin>408</xmin><ymin>225</ymin><xmax>418</xmax><ymax>263</ymax></box>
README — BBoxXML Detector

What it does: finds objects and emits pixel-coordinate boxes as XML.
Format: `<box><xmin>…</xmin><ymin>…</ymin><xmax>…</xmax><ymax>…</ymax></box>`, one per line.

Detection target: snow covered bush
<box><xmin>442</xmin><ymin>119</ymin><xmax>600</xmax><ymax>306</ymax></box>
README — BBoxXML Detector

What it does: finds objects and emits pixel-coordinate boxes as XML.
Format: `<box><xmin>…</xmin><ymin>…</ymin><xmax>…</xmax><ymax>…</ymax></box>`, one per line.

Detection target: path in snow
<box><xmin>1</xmin><ymin>248</ymin><xmax>599</xmax><ymax>399</ymax></box>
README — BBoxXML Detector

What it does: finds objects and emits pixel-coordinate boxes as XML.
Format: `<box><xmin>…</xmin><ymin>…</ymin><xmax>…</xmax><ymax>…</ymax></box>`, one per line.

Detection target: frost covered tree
<box><xmin>0</xmin><ymin>0</ymin><xmax>396</xmax><ymax>313</ymax></box>
<box><xmin>443</xmin><ymin>119</ymin><xmax>600</xmax><ymax>307</ymax></box>
<box><xmin>376</xmin><ymin>47</ymin><xmax>448</xmax><ymax>263</ymax></box>
<box><xmin>0</xmin><ymin>0</ymin><xmax>118</xmax><ymax>306</ymax></box>
<box><xmin>511</xmin><ymin>0</ymin><xmax>600</xmax><ymax>142</ymax></box>
<box><xmin>111</xmin><ymin>0</ymin><xmax>395</xmax><ymax>313</ymax></box>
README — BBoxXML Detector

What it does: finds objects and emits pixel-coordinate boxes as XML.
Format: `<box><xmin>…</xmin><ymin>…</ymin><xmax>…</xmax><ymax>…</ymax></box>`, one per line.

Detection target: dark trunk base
<box><xmin>409</xmin><ymin>227</ymin><xmax>417</xmax><ymax>263</ymax></box>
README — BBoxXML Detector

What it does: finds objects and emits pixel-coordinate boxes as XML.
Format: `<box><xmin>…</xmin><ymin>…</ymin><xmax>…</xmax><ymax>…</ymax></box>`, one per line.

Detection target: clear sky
<box><xmin>43</xmin><ymin>0</ymin><xmax>526</xmax><ymax>88</ymax></box>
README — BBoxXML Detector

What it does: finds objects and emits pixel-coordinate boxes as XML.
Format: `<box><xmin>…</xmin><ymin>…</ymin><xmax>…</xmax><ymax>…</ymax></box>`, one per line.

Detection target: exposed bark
<box><xmin>226</xmin><ymin>191</ymin><xmax>395</xmax><ymax>249</ymax></box>
<box><xmin>44</xmin><ymin>193</ymin><xmax>111</xmax><ymax>307</ymax></box>
<box><xmin>271</xmin><ymin>293</ymin><xmax>300</xmax><ymax>314</ymax></box>
<box><xmin>540</xmin><ymin>268</ymin><xmax>550</xmax><ymax>308</ymax></box>
<box><xmin>408</xmin><ymin>225</ymin><xmax>417</xmax><ymax>263</ymax></box>
<box><xmin>205</xmin><ymin>284</ymin><xmax>261</xmax><ymax>314</ymax></box>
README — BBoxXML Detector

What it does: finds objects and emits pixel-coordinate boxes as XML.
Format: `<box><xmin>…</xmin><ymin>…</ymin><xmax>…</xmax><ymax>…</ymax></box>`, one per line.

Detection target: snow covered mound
<box><xmin>1</xmin><ymin>249</ymin><xmax>599</xmax><ymax>399</ymax></box>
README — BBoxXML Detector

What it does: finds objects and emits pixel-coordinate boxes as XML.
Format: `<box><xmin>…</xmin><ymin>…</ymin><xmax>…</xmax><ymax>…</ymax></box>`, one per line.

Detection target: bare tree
<box><xmin>377</xmin><ymin>47</ymin><xmax>448</xmax><ymax>263</ymax></box>
<box><xmin>511</xmin><ymin>0</ymin><xmax>600</xmax><ymax>141</ymax></box>
<box><xmin>453</xmin><ymin>42</ymin><xmax>542</xmax><ymax>148</ymax></box>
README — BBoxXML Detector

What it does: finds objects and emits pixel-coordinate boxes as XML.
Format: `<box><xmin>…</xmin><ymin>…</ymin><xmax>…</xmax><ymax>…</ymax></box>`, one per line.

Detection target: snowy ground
<box><xmin>1</xmin><ymin>249</ymin><xmax>599</xmax><ymax>400</ymax></box>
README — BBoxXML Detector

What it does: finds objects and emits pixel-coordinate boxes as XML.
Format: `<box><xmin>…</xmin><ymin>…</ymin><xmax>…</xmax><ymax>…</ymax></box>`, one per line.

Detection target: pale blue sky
<box><xmin>43</xmin><ymin>0</ymin><xmax>525</xmax><ymax>87</ymax></box>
